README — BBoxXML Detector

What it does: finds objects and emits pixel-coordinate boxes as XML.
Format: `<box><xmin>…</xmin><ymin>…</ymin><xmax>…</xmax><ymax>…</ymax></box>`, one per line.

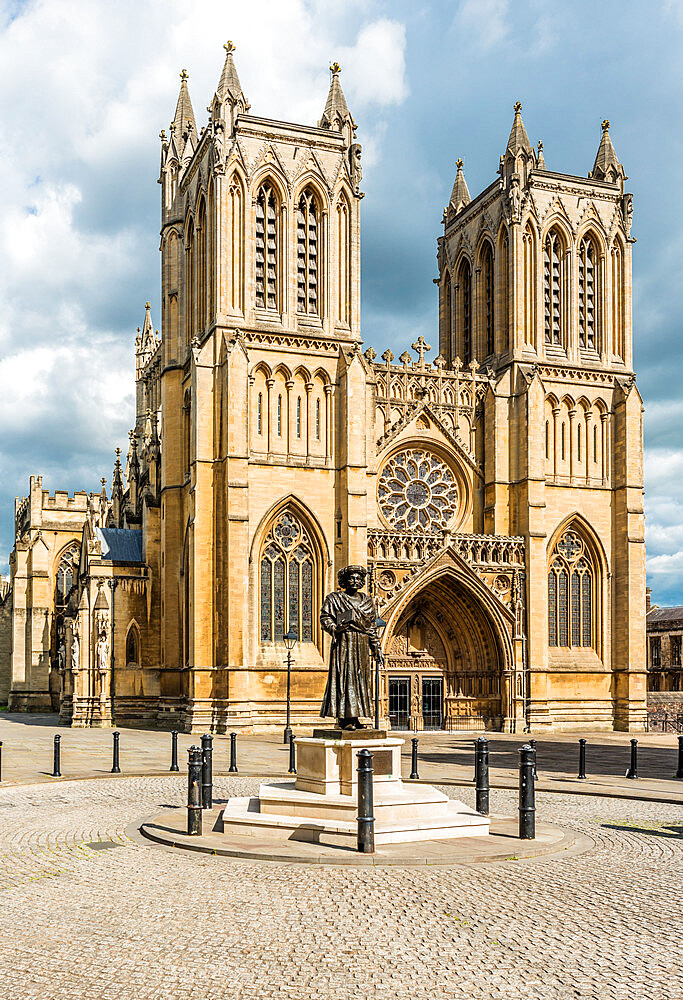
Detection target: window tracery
<box><xmin>548</xmin><ymin>529</ymin><xmax>594</xmax><ymax>649</ymax></box>
<box><xmin>260</xmin><ymin>512</ymin><xmax>315</xmax><ymax>643</ymax></box>
<box><xmin>482</xmin><ymin>243</ymin><xmax>494</xmax><ymax>356</ymax></box>
<box><xmin>378</xmin><ymin>449</ymin><xmax>458</xmax><ymax>532</ymax></box>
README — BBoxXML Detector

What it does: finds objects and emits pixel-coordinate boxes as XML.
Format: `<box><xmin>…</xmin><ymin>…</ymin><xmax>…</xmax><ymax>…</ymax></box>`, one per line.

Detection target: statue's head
<box><xmin>338</xmin><ymin>565</ymin><xmax>366</xmax><ymax>593</ymax></box>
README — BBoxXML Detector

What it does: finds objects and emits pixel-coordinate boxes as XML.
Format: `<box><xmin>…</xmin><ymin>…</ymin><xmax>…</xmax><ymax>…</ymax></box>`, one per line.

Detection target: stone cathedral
<box><xmin>2</xmin><ymin>46</ymin><xmax>646</xmax><ymax>733</ymax></box>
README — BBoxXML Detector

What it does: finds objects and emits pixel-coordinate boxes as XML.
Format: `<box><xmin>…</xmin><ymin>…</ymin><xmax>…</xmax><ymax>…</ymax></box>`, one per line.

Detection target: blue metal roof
<box><xmin>95</xmin><ymin>527</ymin><xmax>143</xmax><ymax>563</ymax></box>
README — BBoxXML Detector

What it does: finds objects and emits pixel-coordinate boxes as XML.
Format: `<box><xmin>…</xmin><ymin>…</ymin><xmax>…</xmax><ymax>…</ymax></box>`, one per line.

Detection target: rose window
<box><xmin>378</xmin><ymin>449</ymin><xmax>458</xmax><ymax>531</ymax></box>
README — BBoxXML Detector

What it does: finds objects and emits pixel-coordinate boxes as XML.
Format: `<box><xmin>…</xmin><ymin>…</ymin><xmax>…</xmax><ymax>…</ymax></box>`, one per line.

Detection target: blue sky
<box><xmin>0</xmin><ymin>0</ymin><xmax>682</xmax><ymax>604</ymax></box>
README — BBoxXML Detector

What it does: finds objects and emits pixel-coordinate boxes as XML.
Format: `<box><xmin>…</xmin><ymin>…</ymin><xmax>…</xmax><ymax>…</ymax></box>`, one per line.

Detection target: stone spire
<box><xmin>319</xmin><ymin>62</ymin><xmax>356</xmax><ymax>143</ymax></box>
<box><xmin>449</xmin><ymin>158</ymin><xmax>471</xmax><ymax>214</ymax></box>
<box><xmin>170</xmin><ymin>69</ymin><xmax>197</xmax><ymax>159</ymax></box>
<box><xmin>216</xmin><ymin>41</ymin><xmax>249</xmax><ymax>108</ymax></box>
<box><xmin>590</xmin><ymin>119</ymin><xmax>625</xmax><ymax>183</ymax></box>
<box><xmin>536</xmin><ymin>140</ymin><xmax>546</xmax><ymax>170</ymax></box>
<box><xmin>111</xmin><ymin>448</ymin><xmax>124</xmax><ymax>528</ymax></box>
<box><xmin>505</xmin><ymin>101</ymin><xmax>533</xmax><ymax>158</ymax></box>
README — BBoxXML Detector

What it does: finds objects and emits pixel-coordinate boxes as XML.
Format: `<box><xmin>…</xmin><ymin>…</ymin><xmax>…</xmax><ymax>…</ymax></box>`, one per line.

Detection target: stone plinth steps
<box><xmin>220</xmin><ymin>732</ymin><xmax>489</xmax><ymax>847</ymax></box>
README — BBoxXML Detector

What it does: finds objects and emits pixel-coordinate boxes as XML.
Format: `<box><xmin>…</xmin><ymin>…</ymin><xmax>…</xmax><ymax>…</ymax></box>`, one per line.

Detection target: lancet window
<box><xmin>260</xmin><ymin>512</ymin><xmax>316</xmax><ymax>643</ymax></box>
<box><xmin>544</xmin><ymin>229</ymin><xmax>564</xmax><ymax>346</ymax></box>
<box><xmin>297</xmin><ymin>189</ymin><xmax>319</xmax><ymax>316</ymax></box>
<box><xmin>458</xmin><ymin>258</ymin><xmax>472</xmax><ymax>364</ymax></box>
<box><xmin>255</xmin><ymin>184</ymin><xmax>279</xmax><ymax>310</ymax></box>
<box><xmin>548</xmin><ymin>529</ymin><xmax>594</xmax><ymax>649</ymax></box>
<box><xmin>482</xmin><ymin>243</ymin><xmax>494</xmax><ymax>356</ymax></box>
<box><xmin>578</xmin><ymin>236</ymin><xmax>598</xmax><ymax>350</ymax></box>
<box><xmin>611</xmin><ymin>242</ymin><xmax>623</xmax><ymax>358</ymax></box>
<box><xmin>55</xmin><ymin>543</ymin><xmax>79</xmax><ymax>613</ymax></box>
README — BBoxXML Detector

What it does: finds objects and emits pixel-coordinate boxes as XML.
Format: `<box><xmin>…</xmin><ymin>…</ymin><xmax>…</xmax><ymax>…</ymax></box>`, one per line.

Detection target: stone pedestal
<box><xmin>221</xmin><ymin>732</ymin><xmax>489</xmax><ymax>848</ymax></box>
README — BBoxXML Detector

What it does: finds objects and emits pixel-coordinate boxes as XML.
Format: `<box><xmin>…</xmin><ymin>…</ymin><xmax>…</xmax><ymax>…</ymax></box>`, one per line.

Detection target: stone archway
<box><xmin>383</xmin><ymin>573</ymin><xmax>508</xmax><ymax>731</ymax></box>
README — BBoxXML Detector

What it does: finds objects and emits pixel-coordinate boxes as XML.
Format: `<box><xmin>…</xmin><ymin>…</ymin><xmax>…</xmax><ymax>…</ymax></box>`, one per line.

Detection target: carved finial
<box><xmin>364</xmin><ymin>347</ymin><xmax>377</xmax><ymax>363</ymax></box>
<box><xmin>159</xmin><ymin>129</ymin><xmax>166</xmax><ymax>141</ymax></box>
<box><xmin>224</xmin><ymin>40</ymin><xmax>235</xmax><ymax>54</ymax></box>
<box><xmin>115</xmin><ymin>447</ymin><xmax>121</xmax><ymax>460</ymax></box>
<box><xmin>330</xmin><ymin>61</ymin><xmax>341</xmax><ymax>75</ymax></box>
<box><xmin>456</xmin><ymin>157</ymin><xmax>463</xmax><ymax>169</ymax></box>
<box><xmin>129</xmin><ymin>429</ymin><xmax>135</xmax><ymax>442</ymax></box>
<box><xmin>145</xmin><ymin>301</ymin><xmax>150</xmax><ymax>310</ymax></box>
<box><xmin>180</xmin><ymin>69</ymin><xmax>189</xmax><ymax>81</ymax></box>
<box><xmin>514</xmin><ymin>100</ymin><xmax>522</xmax><ymax>114</ymax></box>
<box><xmin>537</xmin><ymin>140</ymin><xmax>543</xmax><ymax>151</ymax></box>
<box><xmin>602</xmin><ymin>119</ymin><xmax>610</xmax><ymax>132</ymax></box>
<box><xmin>381</xmin><ymin>349</ymin><xmax>394</xmax><ymax>365</ymax></box>
<box><xmin>411</xmin><ymin>336</ymin><xmax>432</xmax><ymax>368</ymax></box>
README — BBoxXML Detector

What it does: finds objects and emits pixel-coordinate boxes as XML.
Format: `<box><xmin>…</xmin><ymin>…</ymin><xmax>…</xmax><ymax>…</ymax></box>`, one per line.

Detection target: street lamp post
<box><xmin>283</xmin><ymin>628</ymin><xmax>297</xmax><ymax>745</ymax></box>
<box><xmin>374</xmin><ymin>617</ymin><xmax>386</xmax><ymax>731</ymax></box>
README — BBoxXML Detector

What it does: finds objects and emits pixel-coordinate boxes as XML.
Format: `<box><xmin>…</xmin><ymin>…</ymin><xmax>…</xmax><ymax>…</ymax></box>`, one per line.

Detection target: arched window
<box><xmin>611</xmin><ymin>242</ymin><xmax>623</xmax><ymax>358</ymax></box>
<box><xmin>126</xmin><ymin>626</ymin><xmax>139</xmax><ymax>666</ymax></box>
<box><xmin>315</xmin><ymin>398</ymin><xmax>321</xmax><ymax>440</ymax></box>
<box><xmin>336</xmin><ymin>195</ymin><xmax>350</xmax><ymax>325</ymax></box>
<box><xmin>578</xmin><ymin>235</ymin><xmax>598</xmax><ymax>350</ymax></box>
<box><xmin>197</xmin><ymin>196</ymin><xmax>207</xmax><ymax>332</ymax></box>
<box><xmin>185</xmin><ymin>215</ymin><xmax>195</xmax><ymax>345</ymax></box>
<box><xmin>297</xmin><ymin>189</ymin><xmax>319</xmax><ymax>316</ymax></box>
<box><xmin>548</xmin><ymin>529</ymin><xmax>595</xmax><ymax>648</ymax></box>
<box><xmin>227</xmin><ymin>177</ymin><xmax>243</xmax><ymax>313</ymax></box>
<box><xmin>55</xmin><ymin>543</ymin><xmax>79</xmax><ymax>627</ymax></box>
<box><xmin>522</xmin><ymin>225</ymin><xmax>535</xmax><ymax>345</ymax></box>
<box><xmin>544</xmin><ymin>228</ymin><xmax>565</xmax><ymax>346</ymax></box>
<box><xmin>277</xmin><ymin>394</ymin><xmax>282</xmax><ymax>436</ymax></box>
<box><xmin>257</xmin><ymin>392</ymin><xmax>263</xmax><ymax>435</ymax></box>
<box><xmin>499</xmin><ymin>232</ymin><xmax>509</xmax><ymax>351</ymax></box>
<box><xmin>458</xmin><ymin>258</ymin><xmax>472</xmax><ymax>364</ymax></box>
<box><xmin>545</xmin><ymin>421</ymin><xmax>549</xmax><ymax>460</ymax></box>
<box><xmin>296</xmin><ymin>396</ymin><xmax>302</xmax><ymax>438</ymax></box>
<box><xmin>260</xmin><ymin>511</ymin><xmax>316</xmax><ymax>642</ymax></box>
<box><xmin>481</xmin><ymin>243</ymin><xmax>494</xmax><ymax>356</ymax></box>
<box><xmin>255</xmin><ymin>183</ymin><xmax>279</xmax><ymax>310</ymax></box>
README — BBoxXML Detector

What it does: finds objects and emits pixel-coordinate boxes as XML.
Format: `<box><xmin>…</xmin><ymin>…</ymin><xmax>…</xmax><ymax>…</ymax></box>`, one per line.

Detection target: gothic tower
<box><xmin>157</xmin><ymin>47</ymin><xmax>367</xmax><ymax>729</ymax></box>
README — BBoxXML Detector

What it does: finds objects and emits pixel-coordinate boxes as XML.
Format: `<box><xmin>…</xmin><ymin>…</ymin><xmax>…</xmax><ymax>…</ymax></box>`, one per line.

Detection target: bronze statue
<box><xmin>319</xmin><ymin>565</ymin><xmax>384</xmax><ymax>730</ymax></box>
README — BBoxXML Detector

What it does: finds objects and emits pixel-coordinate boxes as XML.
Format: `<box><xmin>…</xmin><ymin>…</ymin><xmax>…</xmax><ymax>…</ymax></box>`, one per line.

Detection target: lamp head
<box><xmin>284</xmin><ymin>628</ymin><xmax>298</xmax><ymax>651</ymax></box>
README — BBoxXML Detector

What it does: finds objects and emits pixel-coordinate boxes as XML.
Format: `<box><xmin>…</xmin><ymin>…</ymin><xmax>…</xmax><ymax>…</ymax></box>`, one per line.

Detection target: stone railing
<box><xmin>368</xmin><ymin>530</ymin><xmax>525</xmax><ymax>569</ymax></box>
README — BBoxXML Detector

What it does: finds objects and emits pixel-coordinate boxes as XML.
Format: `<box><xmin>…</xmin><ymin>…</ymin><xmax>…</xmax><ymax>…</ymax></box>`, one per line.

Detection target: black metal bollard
<box><xmin>52</xmin><ymin>734</ymin><xmax>62</xmax><ymax>777</ymax></box>
<box><xmin>228</xmin><ymin>732</ymin><xmax>238</xmax><ymax>773</ymax></box>
<box><xmin>410</xmin><ymin>737</ymin><xmax>419</xmax><ymax>780</ymax></box>
<box><xmin>357</xmin><ymin>748</ymin><xmax>375</xmax><ymax>854</ymax></box>
<box><xmin>170</xmin><ymin>730</ymin><xmax>179</xmax><ymax>772</ymax></box>
<box><xmin>518</xmin><ymin>744</ymin><xmax>535</xmax><ymax>840</ymax></box>
<box><xmin>475</xmin><ymin>736</ymin><xmax>489</xmax><ymax>816</ymax></box>
<box><xmin>676</xmin><ymin>735</ymin><xmax>683</xmax><ymax>780</ymax></box>
<box><xmin>626</xmin><ymin>738</ymin><xmax>638</xmax><ymax>779</ymax></box>
<box><xmin>111</xmin><ymin>731</ymin><xmax>121</xmax><ymax>774</ymax></box>
<box><xmin>529</xmin><ymin>739</ymin><xmax>537</xmax><ymax>779</ymax></box>
<box><xmin>201</xmin><ymin>733</ymin><xmax>213</xmax><ymax>809</ymax></box>
<box><xmin>187</xmin><ymin>746</ymin><xmax>203</xmax><ymax>836</ymax></box>
<box><xmin>578</xmin><ymin>738</ymin><xmax>587</xmax><ymax>780</ymax></box>
<box><xmin>288</xmin><ymin>733</ymin><xmax>297</xmax><ymax>775</ymax></box>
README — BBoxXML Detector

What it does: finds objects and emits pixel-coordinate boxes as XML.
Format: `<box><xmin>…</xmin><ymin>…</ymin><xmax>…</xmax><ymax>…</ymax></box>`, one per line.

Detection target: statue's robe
<box><xmin>319</xmin><ymin>590</ymin><xmax>380</xmax><ymax>721</ymax></box>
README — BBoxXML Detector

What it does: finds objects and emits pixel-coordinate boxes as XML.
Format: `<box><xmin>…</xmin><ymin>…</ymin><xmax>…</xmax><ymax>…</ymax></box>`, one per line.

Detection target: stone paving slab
<box><xmin>138</xmin><ymin>805</ymin><xmax>576</xmax><ymax>865</ymax></box>
<box><xmin>0</xmin><ymin>775</ymin><xmax>681</xmax><ymax>998</ymax></box>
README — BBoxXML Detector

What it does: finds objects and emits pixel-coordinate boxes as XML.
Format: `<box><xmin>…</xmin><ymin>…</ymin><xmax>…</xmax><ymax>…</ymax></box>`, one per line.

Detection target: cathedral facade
<box><xmin>4</xmin><ymin>46</ymin><xmax>646</xmax><ymax>733</ymax></box>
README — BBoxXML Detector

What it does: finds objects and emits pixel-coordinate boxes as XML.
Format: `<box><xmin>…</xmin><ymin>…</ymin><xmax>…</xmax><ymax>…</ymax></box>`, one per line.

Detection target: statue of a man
<box><xmin>319</xmin><ymin>565</ymin><xmax>384</xmax><ymax>730</ymax></box>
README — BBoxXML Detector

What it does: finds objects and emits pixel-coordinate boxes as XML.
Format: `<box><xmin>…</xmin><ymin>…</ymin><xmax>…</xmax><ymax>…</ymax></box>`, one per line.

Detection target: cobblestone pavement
<box><xmin>0</xmin><ymin>776</ymin><xmax>681</xmax><ymax>999</ymax></box>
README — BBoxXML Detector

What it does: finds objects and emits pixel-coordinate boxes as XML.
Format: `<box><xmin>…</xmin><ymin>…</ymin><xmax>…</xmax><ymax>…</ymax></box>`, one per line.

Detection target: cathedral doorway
<box><xmin>382</xmin><ymin>572</ymin><xmax>507</xmax><ymax>731</ymax></box>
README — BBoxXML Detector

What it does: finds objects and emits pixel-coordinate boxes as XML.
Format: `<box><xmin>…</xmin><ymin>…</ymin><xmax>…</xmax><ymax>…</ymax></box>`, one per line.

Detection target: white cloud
<box><xmin>0</xmin><ymin>0</ymin><xmax>408</xmax><ymax>566</ymax></box>
<box><xmin>453</xmin><ymin>0</ymin><xmax>510</xmax><ymax>50</ymax></box>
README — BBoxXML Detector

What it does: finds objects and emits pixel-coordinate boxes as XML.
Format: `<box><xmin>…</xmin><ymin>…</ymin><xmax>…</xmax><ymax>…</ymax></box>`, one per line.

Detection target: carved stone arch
<box><xmin>293</xmin><ymin>173</ymin><xmax>331</xmax><ymax>213</ymax></box>
<box><xmin>250</xmin><ymin>494</ymin><xmax>331</xmax><ymax>569</ymax></box>
<box><xmin>475</xmin><ymin>231</ymin><xmax>496</xmax><ymax>262</ymax></box>
<box><xmin>251</xmin><ymin>166</ymin><xmax>289</xmax><ymax>204</ymax></box>
<box><xmin>545</xmin><ymin>391</ymin><xmax>559</xmax><ymax>409</ymax></box>
<box><xmin>293</xmin><ymin>364</ymin><xmax>311</xmax><ymax>382</ymax></box>
<box><xmin>542</xmin><ymin>216</ymin><xmax>571</xmax><ymax>250</ymax></box>
<box><xmin>250</xmin><ymin>360</ymin><xmax>272</xmax><ymax>380</ymax></box>
<box><xmin>576</xmin><ymin>220</ymin><xmax>607</xmax><ymax>256</ymax></box>
<box><xmin>125</xmin><ymin>619</ymin><xmax>141</xmax><ymax>666</ymax></box>
<box><xmin>273</xmin><ymin>362</ymin><xmax>292</xmax><ymax>382</ymax></box>
<box><xmin>312</xmin><ymin>366</ymin><xmax>330</xmax><ymax>386</ymax></box>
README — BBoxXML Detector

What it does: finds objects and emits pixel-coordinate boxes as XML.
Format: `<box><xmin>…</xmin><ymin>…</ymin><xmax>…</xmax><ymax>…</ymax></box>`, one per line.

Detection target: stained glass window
<box><xmin>257</xmin><ymin>392</ymin><xmax>263</xmax><ymax>435</ymax></box>
<box><xmin>548</xmin><ymin>530</ymin><xmax>594</xmax><ymax>649</ymax></box>
<box><xmin>378</xmin><ymin>449</ymin><xmax>458</xmax><ymax>532</ymax></box>
<box><xmin>315</xmin><ymin>399</ymin><xmax>321</xmax><ymax>440</ymax></box>
<box><xmin>296</xmin><ymin>396</ymin><xmax>301</xmax><ymax>438</ymax></box>
<box><xmin>277</xmin><ymin>395</ymin><xmax>282</xmax><ymax>436</ymax></box>
<box><xmin>482</xmin><ymin>243</ymin><xmax>494</xmax><ymax>356</ymax></box>
<box><xmin>459</xmin><ymin>258</ymin><xmax>472</xmax><ymax>364</ymax></box>
<box><xmin>260</xmin><ymin>511</ymin><xmax>316</xmax><ymax>643</ymax></box>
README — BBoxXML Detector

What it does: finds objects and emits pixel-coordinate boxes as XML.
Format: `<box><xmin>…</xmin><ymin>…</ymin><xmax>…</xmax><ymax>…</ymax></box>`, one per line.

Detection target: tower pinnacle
<box><xmin>505</xmin><ymin>100</ymin><xmax>533</xmax><ymax>158</ymax></box>
<box><xmin>590</xmin><ymin>118</ymin><xmax>625</xmax><ymax>183</ymax></box>
<box><xmin>449</xmin><ymin>158</ymin><xmax>471</xmax><ymax>214</ymax></box>
<box><xmin>319</xmin><ymin>61</ymin><xmax>356</xmax><ymax>141</ymax></box>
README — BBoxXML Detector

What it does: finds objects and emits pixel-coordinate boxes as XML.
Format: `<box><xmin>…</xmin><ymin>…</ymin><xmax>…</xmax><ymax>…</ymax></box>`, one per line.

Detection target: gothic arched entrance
<box><xmin>382</xmin><ymin>571</ymin><xmax>510</xmax><ymax>731</ymax></box>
